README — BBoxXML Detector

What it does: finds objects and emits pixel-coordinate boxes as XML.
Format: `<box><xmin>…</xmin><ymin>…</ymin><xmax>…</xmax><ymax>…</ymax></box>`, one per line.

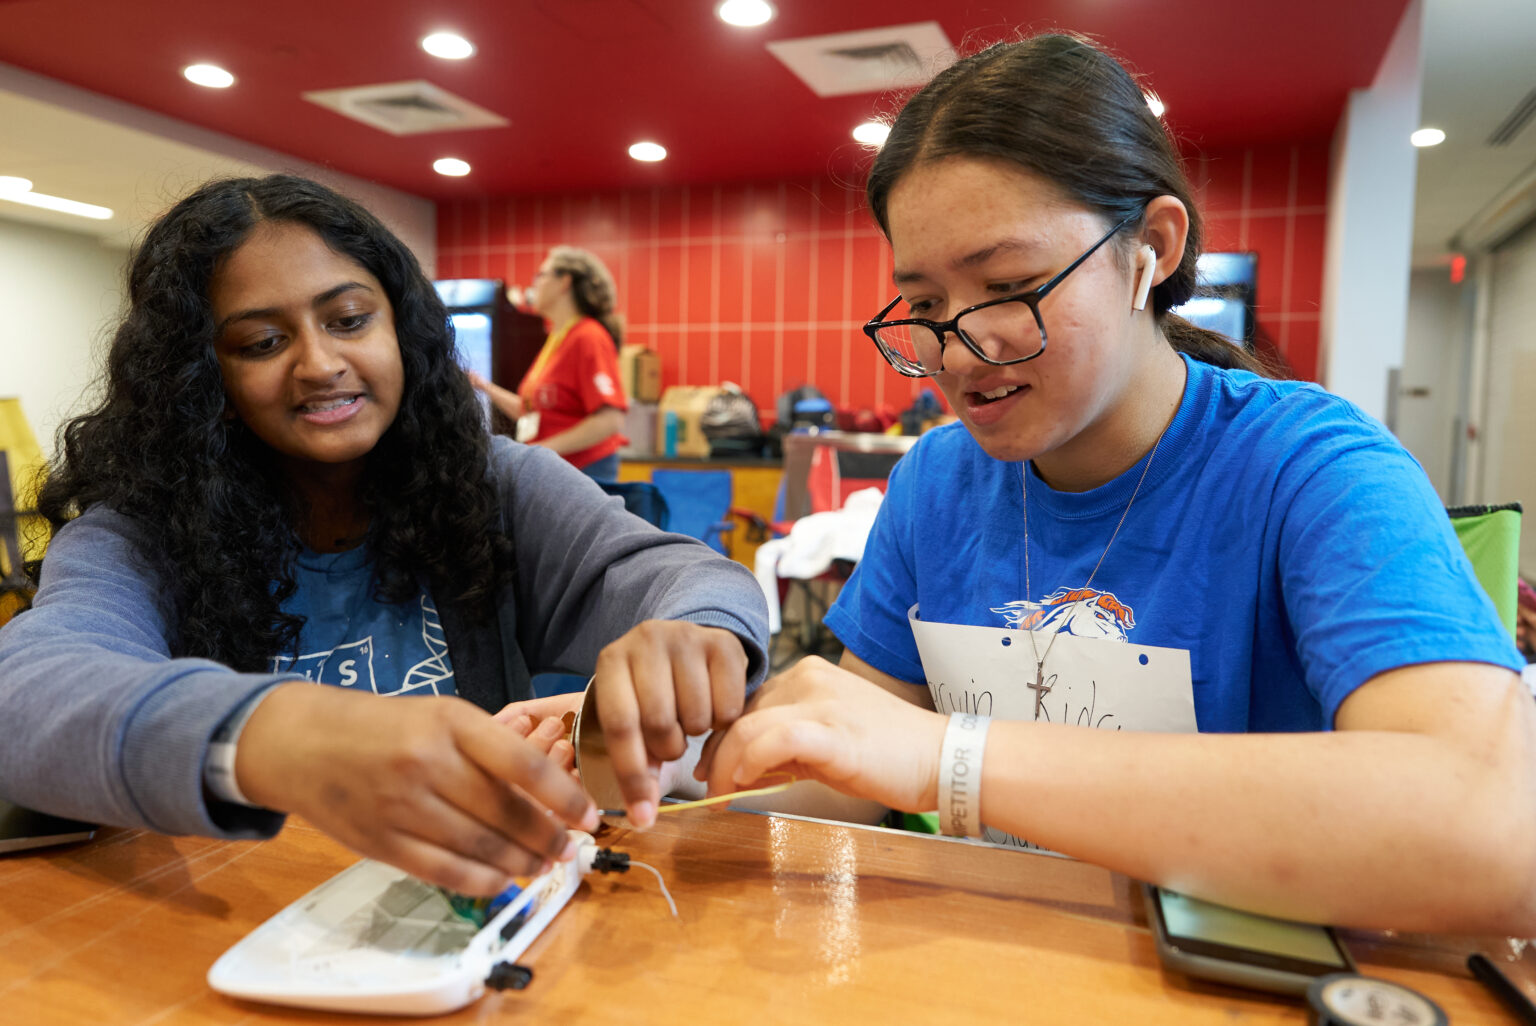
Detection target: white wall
<box><xmin>0</xmin><ymin>61</ymin><xmax>440</xmax><ymax>462</ymax></box>
<box><xmin>0</xmin><ymin>62</ymin><xmax>436</xmax><ymax>270</ymax></box>
<box><xmin>1480</xmin><ymin>219</ymin><xmax>1536</xmax><ymax>575</ymax></box>
<box><xmin>0</xmin><ymin>220</ymin><xmax>124</xmax><ymax>456</ymax></box>
<box><xmin>1318</xmin><ymin>0</ymin><xmax>1423</xmax><ymax>422</ymax></box>
<box><xmin>1396</xmin><ymin>269</ymin><xmax>1467</xmax><ymax>500</ymax></box>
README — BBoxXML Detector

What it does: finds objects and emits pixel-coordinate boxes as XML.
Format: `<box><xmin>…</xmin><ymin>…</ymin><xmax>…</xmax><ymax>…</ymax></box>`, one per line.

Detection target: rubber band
<box><xmin>598</xmin><ymin>774</ymin><xmax>796</xmax><ymax>818</ymax></box>
<box><xmin>657</xmin><ymin>774</ymin><xmax>795</xmax><ymax>812</ymax></box>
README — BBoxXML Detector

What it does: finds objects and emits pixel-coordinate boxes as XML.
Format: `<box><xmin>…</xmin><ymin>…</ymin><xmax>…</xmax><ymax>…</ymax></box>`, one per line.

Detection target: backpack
<box><xmin>766</xmin><ymin>384</ymin><xmax>829</xmax><ymax>457</ymax></box>
<box><xmin>700</xmin><ymin>383</ymin><xmax>765</xmax><ymax>458</ymax></box>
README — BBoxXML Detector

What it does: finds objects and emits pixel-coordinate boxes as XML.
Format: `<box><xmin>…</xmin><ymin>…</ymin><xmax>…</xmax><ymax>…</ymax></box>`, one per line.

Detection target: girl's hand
<box><xmin>695</xmin><ymin>656</ymin><xmax>947</xmax><ymax>813</ymax></box>
<box><xmin>495</xmin><ymin>693</ymin><xmax>582</xmax><ymax>773</ymax></box>
<box><xmin>235</xmin><ymin>683</ymin><xmax>598</xmax><ymax>896</ymax></box>
<box><xmin>465</xmin><ymin>370</ymin><xmax>525</xmax><ymax>418</ymax></box>
<box><xmin>592</xmin><ymin>621</ymin><xmax>749</xmax><ymax>827</ymax></box>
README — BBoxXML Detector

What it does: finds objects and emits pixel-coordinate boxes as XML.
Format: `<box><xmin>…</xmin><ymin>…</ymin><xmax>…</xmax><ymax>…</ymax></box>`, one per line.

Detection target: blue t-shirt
<box><xmin>272</xmin><ymin>546</ymin><xmax>455</xmax><ymax>697</ymax></box>
<box><xmin>825</xmin><ymin>354</ymin><xmax>1523</xmax><ymax>732</ymax></box>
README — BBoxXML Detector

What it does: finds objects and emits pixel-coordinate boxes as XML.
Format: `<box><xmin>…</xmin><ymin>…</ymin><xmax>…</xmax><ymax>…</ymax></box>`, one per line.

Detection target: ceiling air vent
<box><xmin>767</xmin><ymin>22</ymin><xmax>955</xmax><ymax>98</ymax></box>
<box><xmin>1486</xmin><ymin>86</ymin><xmax>1536</xmax><ymax>147</ymax></box>
<box><xmin>303</xmin><ymin>81</ymin><xmax>508</xmax><ymax>136</ymax></box>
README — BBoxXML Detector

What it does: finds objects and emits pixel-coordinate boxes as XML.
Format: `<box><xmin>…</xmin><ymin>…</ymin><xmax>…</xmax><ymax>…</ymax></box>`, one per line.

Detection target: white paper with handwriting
<box><xmin>908</xmin><ymin>604</ymin><xmax>1196</xmax><ymax>852</ymax></box>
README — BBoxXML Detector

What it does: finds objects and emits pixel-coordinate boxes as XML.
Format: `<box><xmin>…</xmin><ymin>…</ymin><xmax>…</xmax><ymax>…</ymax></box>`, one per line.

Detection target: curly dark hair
<box><xmin>35</xmin><ymin>174</ymin><xmax>511</xmax><ymax>672</ymax></box>
<box><xmin>545</xmin><ymin>245</ymin><xmax>625</xmax><ymax>348</ymax></box>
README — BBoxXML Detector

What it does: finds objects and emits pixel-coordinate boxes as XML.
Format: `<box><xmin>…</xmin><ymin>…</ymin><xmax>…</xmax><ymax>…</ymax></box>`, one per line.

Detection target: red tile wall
<box><xmin>436</xmin><ymin>139</ymin><xmax>1330</xmax><ymax>421</ymax></box>
<box><xmin>437</xmin><ymin>178</ymin><xmax>920</xmax><ymax>424</ymax></box>
<box><xmin>1189</xmin><ymin>139</ymin><xmax>1332</xmax><ymax>380</ymax></box>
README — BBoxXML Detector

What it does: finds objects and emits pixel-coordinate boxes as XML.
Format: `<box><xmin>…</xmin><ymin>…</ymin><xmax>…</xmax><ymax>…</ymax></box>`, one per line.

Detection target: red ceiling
<box><xmin>0</xmin><ymin>0</ymin><xmax>1408</xmax><ymax>201</ymax></box>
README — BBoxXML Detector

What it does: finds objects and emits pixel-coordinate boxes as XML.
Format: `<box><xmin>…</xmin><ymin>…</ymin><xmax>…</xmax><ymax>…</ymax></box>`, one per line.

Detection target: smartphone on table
<box><xmin>0</xmin><ymin>799</ymin><xmax>97</xmax><ymax>854</ymax></box>
<box><xmin>1143</xmin><ymin>883</ymin><xmax>1355</xmax><ymax>995</ymax></box>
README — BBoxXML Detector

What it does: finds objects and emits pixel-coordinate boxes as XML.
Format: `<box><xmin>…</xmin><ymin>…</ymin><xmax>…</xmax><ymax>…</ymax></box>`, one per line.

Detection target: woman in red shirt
<box><xmin>469</xmin><ymin>247</ymin><xmax>628</xmax><ymax>481</ymax></box>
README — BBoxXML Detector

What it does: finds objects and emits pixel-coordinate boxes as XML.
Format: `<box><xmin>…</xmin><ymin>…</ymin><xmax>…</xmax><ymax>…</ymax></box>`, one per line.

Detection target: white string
<box><xmin>628</xmin><ymin>859</ymin><xmax>678</xmax><ymax>917</ymax></box>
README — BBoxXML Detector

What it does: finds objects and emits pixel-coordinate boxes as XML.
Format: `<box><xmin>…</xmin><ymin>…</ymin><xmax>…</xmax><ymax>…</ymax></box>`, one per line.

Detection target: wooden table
<box><xmin>0</xmin><ymin>810</ymin><xmax>1521</xmax><ymax>1024</ymax></box>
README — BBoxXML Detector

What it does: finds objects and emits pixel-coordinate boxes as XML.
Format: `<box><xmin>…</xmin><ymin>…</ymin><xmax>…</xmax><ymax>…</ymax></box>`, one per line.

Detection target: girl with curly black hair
<box><xmin>0</xmin><ymin>174</ymin><xmax>768</xmax><ymax>896</ymax></box>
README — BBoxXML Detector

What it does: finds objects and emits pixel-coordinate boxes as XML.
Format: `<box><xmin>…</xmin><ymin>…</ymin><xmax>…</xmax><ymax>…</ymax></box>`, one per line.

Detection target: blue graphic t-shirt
<box><xmin>825</xmin><ymin>354</ymin><xmax>1523</xmax><ymax>733</ymax></box>
<box><xmin>273</xmin><ymin>546</ymin><xmax>455</xmax><ymax>697</ymax></box>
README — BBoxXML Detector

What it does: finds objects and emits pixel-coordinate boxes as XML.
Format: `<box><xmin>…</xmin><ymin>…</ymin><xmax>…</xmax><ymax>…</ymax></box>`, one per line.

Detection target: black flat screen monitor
<box><xmin>434</xmin><ymin>279</ymin><xmax>499</xmax><ymax>382</ymax></box>
<box><xmin>1170</xmin><ymin>252</ymin><xmax>1257</xmax><ymax>346</ymax></box>
<box><xmin>0</xmin><ymin>799</ymin><xmax>95</xmax><ymax>854</ymax></box>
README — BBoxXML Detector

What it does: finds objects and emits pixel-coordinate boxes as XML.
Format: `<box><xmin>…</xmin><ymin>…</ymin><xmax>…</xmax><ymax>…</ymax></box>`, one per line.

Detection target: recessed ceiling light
<box><xmin>1144</xmin><ymin>92</ymin><xmax>1166</xmax><ymax>118</ymax></box>
<box><xmin>422</xmin><ymin>32</ymin><xmax>475</xmax><ymax>60</ymax></box>
<box><xmin>0</xmin><ymin>178</ymin><xmax>112</xmax><ymax>220</ymax></box>
<box><xmin>629</xmin><ymin>141</ymin><xmax>667</xmax><ymax>162</ymax></box>
<box><xmin>717</xmin><ymin>0</ymin><xmax>774</xmax><ymax>27</ymax></box>
<box><xmin>1411</xmin><ymin>127</ymin><xmax>1446</xmax><ymax>147</ymax></box>
<box><xmin>852</xmin><ymin>121</ymin><xmax>890</xmax><ymax>147</ymax></box>
<box><xmin>183</xmin><ymin>64</ymin><xmax>234</xmax><ymax>89</ymax></box>
<box><xmin>433</xmin><ymin>157</ymin><xmax>471</xmax><ymax>177</ymax></box>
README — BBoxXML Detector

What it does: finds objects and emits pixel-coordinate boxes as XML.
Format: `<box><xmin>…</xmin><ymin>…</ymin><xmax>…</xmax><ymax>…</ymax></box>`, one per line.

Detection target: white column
<box><xmin>1318</xmin><ymin>0</ymin><xmax>1423</xmax><ymax>423</ymax></box>
<box><xmin>0</xmin><ymin>61</ymin><xmax>436</xmax><ymax>272</ymax></box>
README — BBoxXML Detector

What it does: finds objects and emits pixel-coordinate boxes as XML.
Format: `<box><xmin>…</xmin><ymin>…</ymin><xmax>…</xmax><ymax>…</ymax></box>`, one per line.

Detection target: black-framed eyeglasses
<box><xmin>862</xmin><ymin>210</ymin><xmax>1140</xmax><ymax>378</ymax></box>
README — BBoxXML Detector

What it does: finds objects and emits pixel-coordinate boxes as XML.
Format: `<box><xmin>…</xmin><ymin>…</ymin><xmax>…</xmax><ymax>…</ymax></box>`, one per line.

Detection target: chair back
<box><xmin>0</xmin><ymin>452</ymin><xmax>35</xmax><ymax>626</ymax></box>
<box><xmin>780</xmin><ymin>431</ymin><xmax>916</xmax><ymax>521</ymax></box>
<box><xmin>806</xmin><ymin>446</ymin><xmax>906</xmax><ymax>514</ymax></box>
<box><xmin>1</xmin><ymin>452</ymin><xmax>24</xmax><ymax>582</ymax></box>
<box><xmin>597</xmin><ymin>481</ymin><xmax>671</xmax><ymax>530</ymax></box>
<box><xmin>651</xmin><ymin>469</ymin><xmax>733</xmax><ymax>554</ymax></box>
<box><xmin>1448</xmin><ymin>503</ymin><xmax>1522</xmax><ymax>636</ymax></box>
<box><xmin>0</xmin><ymin>398</ymin><xmax>45</xmax><ymax>565</ymax></box>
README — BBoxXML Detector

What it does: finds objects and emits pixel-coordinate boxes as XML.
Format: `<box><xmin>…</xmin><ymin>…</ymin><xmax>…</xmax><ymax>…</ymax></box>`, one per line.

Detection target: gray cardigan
<box><xmin>0</xmin><ymin>439</ymin><xmax>769</xmax><ymax>839</ymax></box>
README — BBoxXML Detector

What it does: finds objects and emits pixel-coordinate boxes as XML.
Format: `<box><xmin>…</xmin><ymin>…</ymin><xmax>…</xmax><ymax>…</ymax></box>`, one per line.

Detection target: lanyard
<box><xmin>520</xmin><ymin>317</ymin><xmax>581</xmax><ymax>402</ymax></box>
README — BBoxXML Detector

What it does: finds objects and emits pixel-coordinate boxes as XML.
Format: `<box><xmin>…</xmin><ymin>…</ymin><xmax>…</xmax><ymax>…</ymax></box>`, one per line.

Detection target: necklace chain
<box><xmin>1022</xmin><ymin>426</ymin><xmax>1168</xmax><ymax>718</ymax></box>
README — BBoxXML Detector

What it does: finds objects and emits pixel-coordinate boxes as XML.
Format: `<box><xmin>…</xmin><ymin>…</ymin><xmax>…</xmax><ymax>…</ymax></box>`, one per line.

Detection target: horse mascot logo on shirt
<box><xmin>990</xmin><ymin>587</ymin><xmax>1137</xmax><ymax>641</ymax></box>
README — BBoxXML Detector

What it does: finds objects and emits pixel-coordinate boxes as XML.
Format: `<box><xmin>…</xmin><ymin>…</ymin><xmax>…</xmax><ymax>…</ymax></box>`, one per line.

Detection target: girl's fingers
<box><xmin>519</xmin><ymin>715</ymin><xmax>566</xmax><ymax>755</ymax></box>
<box><xmin>500</xmin><ymin>713</ymin><xmax>535</xmax><ymax>736</ymax></box>
<box><xmin>372</xmin><ymin>824</ymin><xmax>525</xmax><ymax>897</ymax></box>
<box><xmin>730</xmin><ymin>717</ymin><xmax>838</xmax><ymax>788</ymax></box>
<box><xmin>591</xmin><ymin>653</ymin><xmax>660</xmax><ymax>823</ymax></box>
<box><xmin>493</xmin><ymin>692</ymin><xmax>583</xmax><ymax>727</ymax></box>
<box><xmin>398</xmin><ymin>740</ymin><xmax>577</xmax><ymax>872</ymax></box>
<box><xmin>454</xmin><ymin>713</ymin><xmax>597</xmax><ymax>844</ymax></box>
<box><xmin>627</xmin><ymin>643</ymin><xmax>687</xmax><ymax>762</ymax></box>
<box><xmin>407</xmin><ymin>792</ymin><xmax>552</xmax><ymax>885</ymax></box>
<box><xmin>705</xmin><ymin>633</ymin><xmax>748</xmax><ymax>730</ymax></box>
<box><xmin>694</xmin><ymin>728</ymin><xmax>726</xmax><ymax>782</ymax></box>
<box><xmin>701</xmin><ymin>708</ymin><xmax>776</xmax><ymax>796</ymax></box>
<box><xmin>670</xmin><ymin>641</ymin><xmax>718</xmax><ymax>737</ymax></box>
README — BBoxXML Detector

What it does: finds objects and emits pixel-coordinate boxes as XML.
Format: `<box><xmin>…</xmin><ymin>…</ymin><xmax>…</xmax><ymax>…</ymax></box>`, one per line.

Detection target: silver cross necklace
<box><xmin>1022</xmin><ymin>426</ymin><xmax>1167</xmax><ymax>720</ymax></box>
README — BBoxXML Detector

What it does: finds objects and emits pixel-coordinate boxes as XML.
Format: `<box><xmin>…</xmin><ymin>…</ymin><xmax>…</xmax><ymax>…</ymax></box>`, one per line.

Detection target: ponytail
<box><xmin>1161</xmin><ymin>315</ymin><xmax>1273</xmax><ymax>375</ymax></box>
<box><xmin>597</xmin><ymin>313</ymin><xmax>625</xmax><ymax>349</ymax></box>
<box><xmin>547</xmin><ymin>245</ymin><xmax>623</xmax><ymax>351</ymax></box>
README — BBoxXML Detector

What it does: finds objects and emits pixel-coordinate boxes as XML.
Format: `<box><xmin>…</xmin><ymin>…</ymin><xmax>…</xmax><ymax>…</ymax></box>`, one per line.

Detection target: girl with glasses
<box><xmin>700</xmin><ymin>34</ymin><xmax>1535</xmax><ymax>933</ymax></box>
<box><xmin>0</xmin><ymin>175</ymin><xmax>767</xmax><ymax>897</ymax></box>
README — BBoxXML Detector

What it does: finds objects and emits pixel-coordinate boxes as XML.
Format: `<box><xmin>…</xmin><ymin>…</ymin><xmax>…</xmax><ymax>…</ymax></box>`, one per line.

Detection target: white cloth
<box><xmin>755</xmin><ymin>487</ymin><xmax>884</xmax><ymax>634</ymax></box>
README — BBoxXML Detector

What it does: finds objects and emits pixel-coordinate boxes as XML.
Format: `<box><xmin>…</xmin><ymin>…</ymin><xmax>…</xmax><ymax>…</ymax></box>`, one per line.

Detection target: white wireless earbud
<box><xmin>1132</xmin><ymin>245</ymin><xmax>1157</xmax><ymax>311</ymax></box>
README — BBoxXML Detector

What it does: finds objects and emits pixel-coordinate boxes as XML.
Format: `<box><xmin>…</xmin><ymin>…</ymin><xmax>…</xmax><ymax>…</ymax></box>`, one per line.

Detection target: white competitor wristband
<box><xmin>937</xmin><ymin>712</ymin><xmax>991</xmax><ymax>838</ymax></box>
<box><xmin>204</xmin><ymin>684</ymin><xmax>285</xmax><ymax>808</ymax></box>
